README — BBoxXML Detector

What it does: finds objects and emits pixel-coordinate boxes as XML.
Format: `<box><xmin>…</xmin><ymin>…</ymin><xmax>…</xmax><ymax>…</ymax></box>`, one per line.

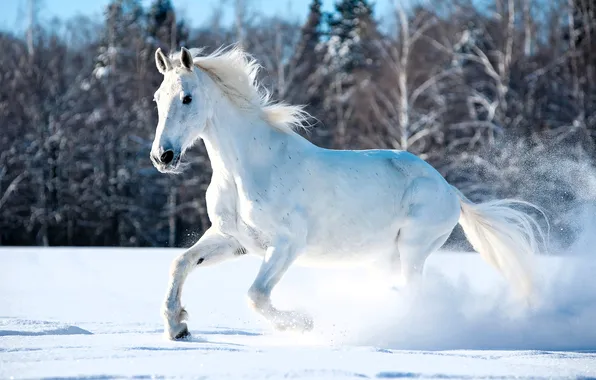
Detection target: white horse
<box><xmin>150</xmin><ymin>46</ymin><xmax>544</xmax><ymax>340</ymax></box>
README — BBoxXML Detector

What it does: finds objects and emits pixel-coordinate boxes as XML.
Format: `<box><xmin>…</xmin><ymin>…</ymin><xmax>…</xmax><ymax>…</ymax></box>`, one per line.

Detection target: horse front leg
<box><xmin>162</xmin><ymin>227</ymin><xmax>244</xmax><ymax>340</ymax></box>
<box><xmin>247</xmin><ymin>237</ymin><xmax>313</xmax><ymax>332</ymax></box>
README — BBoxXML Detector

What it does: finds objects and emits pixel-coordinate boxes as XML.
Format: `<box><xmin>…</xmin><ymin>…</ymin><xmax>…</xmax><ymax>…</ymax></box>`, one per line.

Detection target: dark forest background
<box><xmin>1</xmin><ymin>0</ymin><xmax>595</xmax><ymax>248</ymax></box>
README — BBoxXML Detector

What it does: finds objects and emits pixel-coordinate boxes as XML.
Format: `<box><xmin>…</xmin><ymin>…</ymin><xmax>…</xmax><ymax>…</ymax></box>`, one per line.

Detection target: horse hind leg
<box><xmin>395</xmin><ymin>181</ymin><xmax>460</xmax><ymax>287</ymax></box>
<box><xmin>387</xmin><ymin>246</ymin><xmax>404</xmax><ymax>289</ymax></box>
<box><xmin>396</xmin><ymin>225</ymin><xmax>453</xmax><ymax>287</ymax></box>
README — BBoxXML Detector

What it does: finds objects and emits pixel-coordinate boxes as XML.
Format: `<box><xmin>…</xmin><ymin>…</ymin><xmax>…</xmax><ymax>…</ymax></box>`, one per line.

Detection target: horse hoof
<box><xmin>174</xmin><ymin>325</ymin><xmax>190</xmax><ymax>340</ymax></box>
<box><xmin>273</xmin><ymin>311</ymin><xmax>314</xmax><ymax>332</ymax></box>
<box><xmin>165</xmin><ymin>322</ymin><xmax>190</xmax><ymax>340</ymax></box>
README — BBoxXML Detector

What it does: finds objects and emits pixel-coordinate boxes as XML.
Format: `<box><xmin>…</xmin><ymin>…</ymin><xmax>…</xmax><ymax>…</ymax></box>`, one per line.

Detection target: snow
<box><xmin>93</xmin><ymin>66</ymin><xmax>111</xmax><ymax>79</ymax></box>
<box><xmin>1</xmin><ymin>247</ymin><xmax>595</xmax><ymax>379</ymax></box>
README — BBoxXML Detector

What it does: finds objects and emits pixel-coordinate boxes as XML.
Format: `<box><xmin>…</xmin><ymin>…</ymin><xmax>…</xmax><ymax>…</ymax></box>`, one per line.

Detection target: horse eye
<box><xmin>182</xmin><ymin>95</ymin><xmax>192</xmax><ymax>105</ymax></box>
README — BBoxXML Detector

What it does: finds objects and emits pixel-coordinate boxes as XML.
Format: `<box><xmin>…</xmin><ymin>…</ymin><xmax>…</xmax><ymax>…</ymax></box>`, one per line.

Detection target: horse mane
<box><xmin>169</xmin><ymin>46</ymin><xmax>312</xmax><ymax>134</ymax></box>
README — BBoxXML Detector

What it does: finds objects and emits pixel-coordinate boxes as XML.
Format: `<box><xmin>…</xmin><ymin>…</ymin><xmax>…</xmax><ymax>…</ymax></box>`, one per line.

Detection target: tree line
<box><xmin>1</xmin><ymin>0</ymin><xmax>594</xmax><ymax>248</ymax></box>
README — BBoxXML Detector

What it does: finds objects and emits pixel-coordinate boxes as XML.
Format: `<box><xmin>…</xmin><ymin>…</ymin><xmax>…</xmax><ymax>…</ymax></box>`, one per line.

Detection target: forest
<box><xmin>0</xmin><ymin>0</ymin><xmax>595</xmax><ymax>248</ymax></box>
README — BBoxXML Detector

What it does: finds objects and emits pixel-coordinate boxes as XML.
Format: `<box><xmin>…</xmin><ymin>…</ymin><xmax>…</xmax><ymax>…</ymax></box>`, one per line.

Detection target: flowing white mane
<box><xmin>170</xmin><ymin>46</ymin><xmax>311</xmax><ymax>134</ymax></box>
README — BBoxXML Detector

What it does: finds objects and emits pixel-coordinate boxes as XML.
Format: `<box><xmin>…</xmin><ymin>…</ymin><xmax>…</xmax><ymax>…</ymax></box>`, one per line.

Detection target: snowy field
<box><xmin>1</xmin><ymin>247</ymin><xmax>595</xmax><ymax>379</ymax></box>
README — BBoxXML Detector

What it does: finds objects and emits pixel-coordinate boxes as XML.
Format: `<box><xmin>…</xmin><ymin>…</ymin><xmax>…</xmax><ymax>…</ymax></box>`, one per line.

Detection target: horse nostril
<box><xmin>160</xmin><ymin>150</ymin><xmax>174</xmax><ymax>165</ymax></box>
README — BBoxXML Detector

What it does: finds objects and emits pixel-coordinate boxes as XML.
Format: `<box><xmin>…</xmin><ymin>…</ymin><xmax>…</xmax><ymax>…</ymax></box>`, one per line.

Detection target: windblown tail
<box><xmin>454</xmin><ymin>188</ymin><xmax>545</xmax><ymax>299</ymax></box>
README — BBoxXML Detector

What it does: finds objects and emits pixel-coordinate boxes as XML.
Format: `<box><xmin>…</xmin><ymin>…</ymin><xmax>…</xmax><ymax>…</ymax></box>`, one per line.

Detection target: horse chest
<box><xmin>235</xmin><ymin>219</ymin><xmax>270</xmax><ymax>254</ymax></box>
<box><xmin>208</xmin><ymin>190</ymin><xmax>275</xmax><ymax>254</ymax></box>
<box><xmin>233</xmin><ymin>195</ymin><xmax>279</xmax><ymax>249</ymax></box>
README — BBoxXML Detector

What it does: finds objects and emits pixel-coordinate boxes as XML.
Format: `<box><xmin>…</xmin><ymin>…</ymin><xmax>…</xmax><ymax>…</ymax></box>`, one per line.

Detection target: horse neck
<box><xmin>200</xmin><ymin>98</ymin><xmax>296</xmax><ymax>179</ymax></box>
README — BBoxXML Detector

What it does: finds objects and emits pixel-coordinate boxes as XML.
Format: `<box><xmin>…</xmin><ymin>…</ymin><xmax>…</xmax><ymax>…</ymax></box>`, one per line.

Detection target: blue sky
<box><xmin>0</xmin><ymin>0</ymin><xmax>393</xmax><ymax>33</ymax></box>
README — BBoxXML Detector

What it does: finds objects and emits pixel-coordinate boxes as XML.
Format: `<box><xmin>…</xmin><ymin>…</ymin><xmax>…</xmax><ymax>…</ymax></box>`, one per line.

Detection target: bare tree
<box><xmin>1</xmin><ymin>0</ymin><xmax>595</xmax><ymax>247</ymax></box>
<box><xmin>369</xmin><ymin>2</ymin><xmax>453</xmax><ymax>154</ymax></box>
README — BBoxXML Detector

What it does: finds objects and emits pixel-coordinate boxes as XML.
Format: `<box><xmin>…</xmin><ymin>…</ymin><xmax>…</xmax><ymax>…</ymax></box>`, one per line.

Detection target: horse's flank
<box><xmin>169</xmin><ymin>46</ymin><xmax>312</xmax><ymax>135</ymax></box>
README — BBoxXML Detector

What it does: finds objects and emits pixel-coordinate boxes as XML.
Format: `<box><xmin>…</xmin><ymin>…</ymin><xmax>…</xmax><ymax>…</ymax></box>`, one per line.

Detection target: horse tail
<box><xmin>453</xmin><ymin>187</ymin><xmax>546</xmax><ymax>299</ymax></box>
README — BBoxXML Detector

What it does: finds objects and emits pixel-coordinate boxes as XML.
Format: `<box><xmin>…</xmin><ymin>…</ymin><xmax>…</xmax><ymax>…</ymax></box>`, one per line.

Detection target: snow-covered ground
<box><xmin>1</xmin><ymin>247</ymin><xmax>595</xmax><ymax>379</ymax></box>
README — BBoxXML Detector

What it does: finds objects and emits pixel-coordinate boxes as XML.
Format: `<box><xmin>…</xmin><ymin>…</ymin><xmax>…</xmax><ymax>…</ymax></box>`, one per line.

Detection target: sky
<box><xmin>0</xmin><ymin>0</ymin><xmax>391</xmax><ymax>33</ymax></box>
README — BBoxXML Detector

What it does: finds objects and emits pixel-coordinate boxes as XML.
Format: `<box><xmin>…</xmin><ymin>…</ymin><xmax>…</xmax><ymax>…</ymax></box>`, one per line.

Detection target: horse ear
<box><xmin>155</xmin><ymin>48</ymin><xmax>171</xmax><ymax>75</ymax></box>
<box><xmin>180</xmin><ymin>47</ymin><xmax>194</xmax><ymax>70</ymax></box>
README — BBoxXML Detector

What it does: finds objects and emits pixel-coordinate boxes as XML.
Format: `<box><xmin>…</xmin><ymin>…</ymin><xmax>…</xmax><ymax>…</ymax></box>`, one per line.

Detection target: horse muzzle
<box><xmin>151</xmin><ymin>148</ymin><xmax>182</xmax><ymax>173</ymax></box>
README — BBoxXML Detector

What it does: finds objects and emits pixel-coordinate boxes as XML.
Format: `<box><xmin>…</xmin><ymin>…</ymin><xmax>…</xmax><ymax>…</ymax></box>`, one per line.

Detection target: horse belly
<box><xmin>295</xmin><ymin>157</ymin><xmax>410</xmax><ymax>266</ymax></box>
<box><xmin>298</xmin><ymin>233</ymin><xmax>397</xmax><ymax>267</ymax></box>
<box><xmin>298</xmin><ymin>207</ymin><xmax>401</xmax><ymax>267</ymax></box>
